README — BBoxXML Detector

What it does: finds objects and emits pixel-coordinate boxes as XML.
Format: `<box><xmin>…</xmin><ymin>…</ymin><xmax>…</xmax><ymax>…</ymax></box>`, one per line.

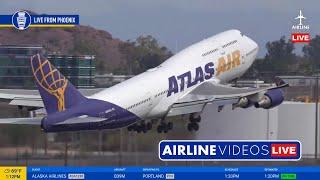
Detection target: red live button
<box><xmin>271</xmin><ymin>144</ymin><xmax>297</xmax><ymax>157</ymax></box>
<box><xmin>291</xmin><ymin>33</ymin><xmax>310</xmax><ymax>43</ymax></box>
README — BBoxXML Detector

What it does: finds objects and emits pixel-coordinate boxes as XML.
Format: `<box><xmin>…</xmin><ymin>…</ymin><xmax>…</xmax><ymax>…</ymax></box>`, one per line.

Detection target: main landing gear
<box><xmin>127</xmin><ymin>121</ymin><xmax>152</xmax><ymax>133</ymax></box>
<box><xmin>187</xmin><ymin>114</ymin><xmax>201</xmax><ymax>132</ymax></box>
<box><xmin>157</xmin><ymin>121</ymin><xmax>173</xmax><ymax>133</ymax></box>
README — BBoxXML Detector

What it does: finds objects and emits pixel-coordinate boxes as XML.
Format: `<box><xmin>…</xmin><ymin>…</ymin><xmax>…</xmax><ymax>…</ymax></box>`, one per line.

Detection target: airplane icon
<box><xmin>295</xmin><ymin>10</ymin><xmax>306</xmax><ymax>26</ymax></box>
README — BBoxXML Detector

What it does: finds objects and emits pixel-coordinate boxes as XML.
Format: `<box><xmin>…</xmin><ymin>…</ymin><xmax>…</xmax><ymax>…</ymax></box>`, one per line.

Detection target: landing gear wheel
<box><xmin>136</xmin><ymin>126</ymin><xmax>142</xmax><ymax>133</ymax></box>
<box><xmin>160</xmin><ymin>122</ymin><xmax>167</xmax><ymax>133</ymax></box>
<box><xmin>157</xmin><ymin>121</ymin><xmax>173</xmax><ymax>133</ymax></box>
<box><xmin>142</xmin><ymin>128</ymin><xmax>147</xmax><ymax>133</ymax></box>
<box><xmin>147</xmin><ymin>122</ymin><xmax>152</xmax><ymax>130</ymax></box>
<box><xmin>141</xmin><ymin>122</ymin><xmax>146</xmax><ymax>130</ymax></box>
<box><xmin>194</xmin><ymin>116</ymin><xmax>201</xmax><ymax>123</ymax></box>
<box><xmin>129</xmin><ymin>121</ymin><xmax>154</xmax><ymax>133</ymax></box>
<box><xmin>157</xmin><ymin>125</ymin><xmax>162</xmax><ymax>133</ymax></box>
<box><xmin>167</xmin><ymin>122</ymin><xmax>173</xmax><ymax>130</ymax></box>
<box><xmin>187</xmin><ymin>122</ymin><xmax>199</xmax><ymax>131</ymax></box>
<box><xmin>187</xmin><ymin>123</ymin><xmax>193</xmax><ymax>131</ymax></box>
<box><xmin>189</xmin><ymin>114</ymin><xmax>201</xmax><ymax>123</ymax></box>
<box><xmin>192</xmin><ymin>122</ymin><xmax>199</xmax><ymax>131</ymax></box>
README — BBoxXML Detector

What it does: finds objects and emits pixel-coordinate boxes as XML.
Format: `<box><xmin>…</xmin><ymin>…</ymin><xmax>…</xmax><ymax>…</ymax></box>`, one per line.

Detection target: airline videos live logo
<box><xmin>271</xmin><ymin>144</ymin><xmax>297</xmax><ymax>157</ymax></box>
<box><xmin>291</xmin><ymin>10</ymin><xmax>310</xmax><ymax>43</ymax></box>
<box><xmin>159</xmin><ymin>140</ymin><xmax>301</xmax><ymax>161</ymax></box>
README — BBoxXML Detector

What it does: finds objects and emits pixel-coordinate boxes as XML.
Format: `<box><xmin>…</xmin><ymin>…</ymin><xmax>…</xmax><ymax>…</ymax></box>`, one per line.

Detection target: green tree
<box><xmin>243</xmin><ymin>36</ymin><xmax>301</xmax><ymax>80</ymax></box>
<box><xmin>118</xmin><ymin>40</ymin><xmax>140</xmax><ymax>75</ymax></box>
<box><xmin>264</xmin><ymin>36</ymin><xmax>296</xmax><ymax>71</ymax></box>
<box><xmin>302</xmin><ymin>35</ymin><xmax>320</xmax><ymax>72</ymax></box>
<box><xmin>118</xmin><ymin>35</ymin><xmax>173</xmax><ymax>74</ymax></box>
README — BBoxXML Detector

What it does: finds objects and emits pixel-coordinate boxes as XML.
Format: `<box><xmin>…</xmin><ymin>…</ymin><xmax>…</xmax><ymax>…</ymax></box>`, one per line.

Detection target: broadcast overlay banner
<box><xmin>0</xmin><ymin>10</ymin><xmax>79</xmax><ymax>30</ymax></box>
<box><xmin>159</xmin><ymin>140</ymin><xmax>301</xmax><ymax>161</ymax></box>
<box><xmin>0</xmin><ymin>166</ymin><xmax>320</xmax><ymax>180</ymax></box>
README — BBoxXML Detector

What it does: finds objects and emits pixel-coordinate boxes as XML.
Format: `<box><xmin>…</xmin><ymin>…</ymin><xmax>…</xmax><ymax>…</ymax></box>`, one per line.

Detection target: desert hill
<box><xmin>0</xmin><ymin>25</ymin><xmax>126</xmax><ymax>73</ymax></box>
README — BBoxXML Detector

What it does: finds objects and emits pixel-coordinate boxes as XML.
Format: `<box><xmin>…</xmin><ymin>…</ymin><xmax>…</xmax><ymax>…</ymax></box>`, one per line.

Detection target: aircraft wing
<box><xmin>0</xmin><ymin>117</ymin><xmax>42</xmax><ymax>125</ymax></box>
<box><xmin>166</xmin><ymin>79</ymin><xmax>288</xmax><ymax>117</ymax></box>
<box><xmin>0</xmin><ymin>88</ymin><xmax>104</xmax><ymax>108</ymax></box>
<box><xmin>0</xmin><ymin>89</ymin><xmax>43</xmax><ymax>107</ymax></box>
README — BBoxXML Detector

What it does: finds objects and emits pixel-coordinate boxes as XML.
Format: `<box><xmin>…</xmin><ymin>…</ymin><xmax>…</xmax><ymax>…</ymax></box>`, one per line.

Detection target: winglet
<box><xmin>274</xmin><ymin>77</ymin><xmax>289</xmax><ymax>87</ymax></box>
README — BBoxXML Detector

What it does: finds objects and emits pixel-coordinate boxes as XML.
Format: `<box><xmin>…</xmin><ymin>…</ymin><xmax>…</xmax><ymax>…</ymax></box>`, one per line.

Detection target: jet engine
<box><xmin>234</xmin><ymin>97</ymin><xmax>254</xmax><ymax>108</ymax></box>
<box><xmin>254</xmin><ymin>89</ymin><xmax>284</xmax><ymax>109</ymax></box>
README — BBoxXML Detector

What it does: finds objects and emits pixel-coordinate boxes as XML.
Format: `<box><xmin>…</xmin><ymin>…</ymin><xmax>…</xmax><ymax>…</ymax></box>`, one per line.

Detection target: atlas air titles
<box><xmin>167</xmin><ymin>50</ymin><xmax>241</xmax><ymax>97</ymax></box>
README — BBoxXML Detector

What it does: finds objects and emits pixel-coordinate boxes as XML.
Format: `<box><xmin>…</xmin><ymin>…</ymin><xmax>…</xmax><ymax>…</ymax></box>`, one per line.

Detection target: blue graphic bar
<box><xmin>26</xmin><ymin>166</ymin><xmax>320</xmax><ymax>180</ymax></box>
<box><xmin>0</xmin><ymin>15</ymin><xmax>11</xmax><ymax>24</ymax></box>
<box><xmin>159</xmin><ymin>140</ymin><xmax>301</xmax><ymax>161</ymax></box>
<box><xmin>0</xmin><ymin>15</ymin><xmax>79</xmax><ymax>25</ymax></box>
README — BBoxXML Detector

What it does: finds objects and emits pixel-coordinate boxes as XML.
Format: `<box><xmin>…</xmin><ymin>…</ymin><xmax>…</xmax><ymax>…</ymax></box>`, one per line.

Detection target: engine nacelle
<box><xmin>234</xmin><ymin>97</ymin><xmax>254</xmax><ymax>109</ymax></box>
<box><xmin>254</xmin><ymin>89</ymin><xmax>284</xmax><ymax>109</ymax></box>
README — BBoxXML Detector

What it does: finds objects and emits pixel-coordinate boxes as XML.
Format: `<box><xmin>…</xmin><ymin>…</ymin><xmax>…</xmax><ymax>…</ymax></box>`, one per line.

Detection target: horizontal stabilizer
<box><xmin>0</xmin><ymin>117</ymin><xmax>42</xmax><ymax>125</ymax></box>
<box><xmin>55</xmin><ymin>116</ymin><xmax>106</xmax><ymax>125</ymax></box>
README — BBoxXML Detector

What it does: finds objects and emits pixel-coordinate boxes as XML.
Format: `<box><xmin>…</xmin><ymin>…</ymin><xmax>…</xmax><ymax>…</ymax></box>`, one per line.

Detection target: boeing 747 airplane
<box><xmin>0</xmin><ymin>30</ymin><xmax>288</xmax><ymax>133</ymax></box>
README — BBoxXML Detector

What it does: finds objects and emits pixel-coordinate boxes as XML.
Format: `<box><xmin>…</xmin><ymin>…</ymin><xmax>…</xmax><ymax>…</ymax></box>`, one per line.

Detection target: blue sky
<box><xmin>1</xmin><ymin>0</ymin><xmax>319</xmax><ymax>57</ymax></box>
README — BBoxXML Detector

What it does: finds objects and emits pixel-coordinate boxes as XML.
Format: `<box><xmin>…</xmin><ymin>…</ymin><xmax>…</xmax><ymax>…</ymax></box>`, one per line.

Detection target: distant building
<box><xmin>47</xmin><ymin>54</ymin><xmax>95</xmax><ymax>88</ymax></box>
<box><xmin>0</xmin><ymin>45</ymin><xmax>95</xmax><ymax>88</ymax></box>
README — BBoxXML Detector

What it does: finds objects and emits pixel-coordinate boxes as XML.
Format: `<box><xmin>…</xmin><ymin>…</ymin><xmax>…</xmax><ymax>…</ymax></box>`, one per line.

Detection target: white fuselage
<box><xmin>91</xmin><ymin>30</ymin><xmax>258</xmax><ymax>120</ymax></box>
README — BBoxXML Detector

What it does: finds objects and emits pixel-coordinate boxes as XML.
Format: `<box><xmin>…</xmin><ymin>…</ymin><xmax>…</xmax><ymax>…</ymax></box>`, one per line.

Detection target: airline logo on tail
<box><xmin>31</xmin><ymin>54</ymin><xmax>68</xmax><ymax>112</ymax></box>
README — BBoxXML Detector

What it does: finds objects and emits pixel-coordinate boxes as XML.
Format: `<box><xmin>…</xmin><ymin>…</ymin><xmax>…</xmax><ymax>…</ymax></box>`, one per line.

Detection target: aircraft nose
<box><xmin>246</xmin><ymin>35</ymin><xmax>258</xmax><ymax>50</ymax></box>
<box><xmin>244</xmin><ymin>35</ymin><xmax>259</xmax><ymax>57</ymax></box>
<box><xmin>242</xmin><ymin>35</ymin><xmax>259</xmax><ymax>64</ymax></box>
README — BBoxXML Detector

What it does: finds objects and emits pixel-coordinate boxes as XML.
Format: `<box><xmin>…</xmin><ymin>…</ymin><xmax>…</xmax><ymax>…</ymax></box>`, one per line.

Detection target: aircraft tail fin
<box><xmin>30</xmin><ymin>54</ymin><xmax>87</xmax><ymax>114</ymax></box>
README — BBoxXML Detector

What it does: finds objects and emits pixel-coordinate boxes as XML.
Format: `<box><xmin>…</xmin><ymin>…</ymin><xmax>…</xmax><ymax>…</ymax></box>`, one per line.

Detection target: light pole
<box><xmin>315</xmin><ymin>74</ymin><xmax>319</xmax><ymax>159</ymax></box>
